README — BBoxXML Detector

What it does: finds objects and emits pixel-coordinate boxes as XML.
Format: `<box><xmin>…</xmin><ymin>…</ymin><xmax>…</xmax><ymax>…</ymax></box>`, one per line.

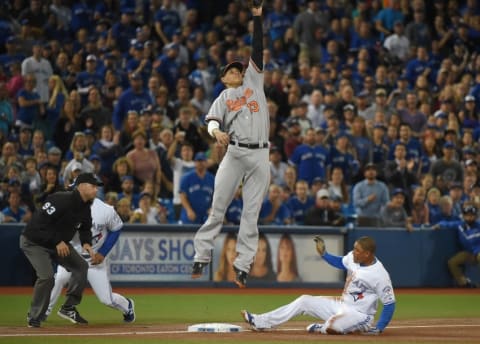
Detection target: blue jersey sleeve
<box><xmin>98</xmin><ymin>229</ymin><xmax>121</xmax><ymax>257</ymax></box>
<box><xmin>376</xmin><ymin>302</ymin><xmax>396</xmax><ymax>332</ymax></box>
<box><xmin>322</xmin><ymin>252</ymin><xmax>347</xmax><ymax>270</ymax></box>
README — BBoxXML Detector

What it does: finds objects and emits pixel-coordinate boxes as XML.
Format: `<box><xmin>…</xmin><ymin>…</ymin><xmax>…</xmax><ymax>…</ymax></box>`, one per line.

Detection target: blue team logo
<box><xmin>350</xmin><ymin>291</ymin><xmax>365</xmax><ymax>302</ymax></box>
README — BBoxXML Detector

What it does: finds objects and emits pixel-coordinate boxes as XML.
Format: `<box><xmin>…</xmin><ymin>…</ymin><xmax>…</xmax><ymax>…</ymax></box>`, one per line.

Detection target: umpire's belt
<box><xmin>229</xmin><ymin>140</ymin><xmax>269</xmax><ymax>149</ymax></box>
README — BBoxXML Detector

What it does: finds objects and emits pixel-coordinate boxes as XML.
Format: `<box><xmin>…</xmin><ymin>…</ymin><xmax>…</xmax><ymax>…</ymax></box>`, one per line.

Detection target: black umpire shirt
<box><xmin>23</xmin><ymin>189</ymin><xmax>92</xmax><ymax>249</ymax></box>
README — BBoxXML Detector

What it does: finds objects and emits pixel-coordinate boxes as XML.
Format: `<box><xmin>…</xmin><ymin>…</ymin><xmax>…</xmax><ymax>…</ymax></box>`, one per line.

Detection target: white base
<box><xmin>187</xmin><ymin>323</ymin><xmax>243</xmax><ymax>333</ymax></box>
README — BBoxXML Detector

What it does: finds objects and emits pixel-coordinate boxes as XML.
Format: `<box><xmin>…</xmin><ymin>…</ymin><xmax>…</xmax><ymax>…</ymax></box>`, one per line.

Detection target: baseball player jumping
<box><xmin>191</xmin><ymin>1</ymin><xmax>270</xmax><ymax>288</ymax></box>
<box><xmin>242</xmin><ymin>236</ymin><xmax>396</xmax><ymax>335</ymax></box>
<box><xmin>46</xmin><ymin>197</ymin><xmax>135</xmax><ymax>323</ymax></box>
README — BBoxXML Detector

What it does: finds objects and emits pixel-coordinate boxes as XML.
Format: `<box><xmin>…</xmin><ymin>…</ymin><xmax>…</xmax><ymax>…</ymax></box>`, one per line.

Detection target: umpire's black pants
<box><xmin>20</xmin><ymin>235</ymin><xmax>88</xmax><ymax>321</ymax></box>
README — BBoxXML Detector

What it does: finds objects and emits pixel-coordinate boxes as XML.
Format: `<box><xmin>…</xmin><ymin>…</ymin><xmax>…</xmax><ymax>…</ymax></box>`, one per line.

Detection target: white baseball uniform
<box><xmin>249</xmin><ymin>251</ymin><xmax>396</xmax><ymax>333</ymax></box>
<box><xmin>46</xmin><ymin>198</ymin><xmax>130</xmax><ymax>317</ymax></box>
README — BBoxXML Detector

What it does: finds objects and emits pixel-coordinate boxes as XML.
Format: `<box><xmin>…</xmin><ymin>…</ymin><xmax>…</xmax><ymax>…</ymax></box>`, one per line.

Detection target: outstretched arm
<box><xmin>251</xmin><ymin>4</ymin><xmax>263</xmax><ymax>71</ymax></box>
<box><xmin>314</xmin><ymin>236</ymin><xmax>347</xmax><ymax>270</ymax></box>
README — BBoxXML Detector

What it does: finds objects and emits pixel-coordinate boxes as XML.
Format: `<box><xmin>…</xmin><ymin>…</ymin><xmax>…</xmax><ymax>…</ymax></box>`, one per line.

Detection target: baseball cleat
<box><xmin>306</xmin><ymin>323</ymin><xmax>324</xmax><ymax>333</ymax></box>
<box><xmin>57</xmin><ymin>306</ymin><xmax>88</xmax><ymax>324</ymax></box>
<box><xmin>27</xmin><ymin>318</ymin><xmax>41</xmax><ymax>328</ymax></box>
<box><xmin>191</xmin><ymin>262</ymin><xmax>207</xmax><ymax>279</ymax></box>
<box><xmin>234</xmin><ymin>267</ymin><xmax>247</xmax><ymax>288</ymax></box>
<box><xmin>241</xmin><ymin>310</ymin><xmax>256</xmax><ymax>329</ymax></box>
<box><xmin>123</xmin><ymin>298</ymin><xmax>136</xmax><ymax>323</ymax></box>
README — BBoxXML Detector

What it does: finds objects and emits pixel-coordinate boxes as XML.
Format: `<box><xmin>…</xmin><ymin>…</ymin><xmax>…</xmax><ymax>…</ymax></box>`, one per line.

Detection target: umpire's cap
<box><xmin>220</xmin><ymin>61</ymin><xmax>244</xmax><ymax>77</ymax></box>
<box><xmin>74</xmin><ymin>173</ymin><xmax>104</xmax><ymax>187</ymax></box>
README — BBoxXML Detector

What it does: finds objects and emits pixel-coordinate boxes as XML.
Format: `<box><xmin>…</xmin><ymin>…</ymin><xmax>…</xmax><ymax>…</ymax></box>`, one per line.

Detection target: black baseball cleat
<box><xmin>26</xmin><ymin>314</ymin><xmax>41</xmax><ymax>328</ymax></box>
<box><xmin>123</xmin><ymin>298</ymin><xmax>136</xmax><ymax>323</ymax></box>
<box><xmin>57</xmin><ymin>305</ymin><xmax>88</xmax><ymax>324</ymax></box>
<box><xmin>234</xmin><ymin>266</ymin><xmax>248</xmax><ymax>288</ymax></box>
<box><xmin>191</xmin><ymin>262</ymin><xmax>207</xmax><ymax>279</ymax></box>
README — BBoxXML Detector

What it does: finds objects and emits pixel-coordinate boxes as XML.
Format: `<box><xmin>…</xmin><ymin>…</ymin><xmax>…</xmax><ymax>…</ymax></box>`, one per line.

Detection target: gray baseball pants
<box><xmin>194</xmin><ymin>145</ymin><xmax>270</xmax><ymax>273</ymax></box>
<box><xmin>20</xmin><ymin>235</ymin><xmax>88</xmax><ymax>320</ymax></box>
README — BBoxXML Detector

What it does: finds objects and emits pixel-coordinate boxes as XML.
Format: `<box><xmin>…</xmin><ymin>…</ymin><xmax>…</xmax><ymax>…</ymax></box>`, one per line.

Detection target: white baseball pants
<box><xmin>251</xmin><ymin>294</ymin><xmax>374</xmax><ymax>333</ymax></box>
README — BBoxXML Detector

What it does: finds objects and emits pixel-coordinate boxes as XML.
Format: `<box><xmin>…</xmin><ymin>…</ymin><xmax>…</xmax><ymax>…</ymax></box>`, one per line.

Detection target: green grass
<box><xmin>0</xmin><ymin>291</ymin><xmax>478</xmax><ymax>343</ymax></box>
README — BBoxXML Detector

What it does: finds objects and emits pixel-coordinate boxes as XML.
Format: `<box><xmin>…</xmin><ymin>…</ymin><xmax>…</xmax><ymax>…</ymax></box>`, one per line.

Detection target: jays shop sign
<box><xmin>108</xmin><ymin>232</ymin><xmax>343</xmax><ymax>283</ymax></box>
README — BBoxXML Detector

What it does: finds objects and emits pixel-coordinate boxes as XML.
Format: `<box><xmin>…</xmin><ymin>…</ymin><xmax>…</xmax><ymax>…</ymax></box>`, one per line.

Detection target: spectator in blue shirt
<box><xmin>289</xmin><ymin>128</ymin><xmax>330</xmax><ymax>186</ymax></box>
<box><xmin>110</xmin><ymin>8</ymin><xmax>137</xmax><ymax>53</ymax></box>
<box><xmin>374</xmin><ymin>0</ymin><xmax>404</xmax><ymax>40</ymax></box>
<box><xmin>112</xmin><ymin>73</ymin><xmax>152</xmax><ymax>131</ymax></box>
<box><xmin>154</xmin><ymin>0</ymin><xmax>182</xmax><ymax>46</ymax></box>
<box><xmin>405</xmin><ymin>46</ymin><xmax>431</xmax><ymax>88</ymax></box>
<box><xmin>76</xmin><ymin>54</ymin><xmax>103</xmax><ymax>105</ymax></box>
<box><xmin>16</xmin><ymin>74</ymin><xmax>44</xmax><ymax>130</ymax></box>
<box><xmin>179</xmin><ymin>152</ymin><xmax>215</xmax><ymax>224</ymax></box>
<box><xmin>259</xmin><ymin>184</ymin><xmax>291</xmax><ymax>226</ymax></box>
<box><xmin>265</xmin><ymin>0</ymin><xmax>293</xmax><ymax>44</ymax></box>
<box><xmin>226</xmin><ymin>187</ymin><xmax>243</xmax><ymax>225</ymax></box>
<box><xmin>286</xmin><ymin>180</ymin><xmax>314</xmax><ymax>225</ymax></box>
<box><xmin>154</xmin><ymin>42</ymin><xmax>181</xmax><ymax>93</ymax></box>
<box><xmin>1</xmin><ymin>190</ymin><xmax>31</xmax><ymax>223</ymax></box>
<box><xmin>126</xmin><ymin>42</ymin><xmax>152</xmax><ymax>88</ymax></box>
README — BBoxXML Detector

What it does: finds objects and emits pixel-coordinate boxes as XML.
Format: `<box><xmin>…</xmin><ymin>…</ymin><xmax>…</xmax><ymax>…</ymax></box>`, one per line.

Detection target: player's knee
<box><xmin>38</xmin><ymin>276</ymin><xmax>55</xmax><ymax>290</ymax></box>
<box><xmin>97</xmin><ymin>296</ymin><xmax>113</xmax><ymax>307</ymax></box>
<box><xmin>297</xmin><ymin>294</ymin><xmax>314</xmax><ymax>306</ymax></box>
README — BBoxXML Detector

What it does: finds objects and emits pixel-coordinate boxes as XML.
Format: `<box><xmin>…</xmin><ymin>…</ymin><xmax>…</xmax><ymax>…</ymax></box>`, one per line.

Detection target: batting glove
<box><xmin>363</xmin><ymin>326</ymin><xmax>382</xmax><ymax>335</ymax></box>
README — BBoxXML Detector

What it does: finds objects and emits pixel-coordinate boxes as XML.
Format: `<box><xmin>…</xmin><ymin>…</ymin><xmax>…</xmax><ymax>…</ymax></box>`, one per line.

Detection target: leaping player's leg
<box><xmin>193</xmin><ymin>148</ymin><xmax>243</xmax><ymax>263</ymax></box>
<box><xmin>234</xmin><ymin>149</ymin><xmax>269</xmax><ymax>273</ymax></box>
<box><xmin>46</xmin><ymin>265</ymin><xmax>72</xmax><ymax>317</ymax></box>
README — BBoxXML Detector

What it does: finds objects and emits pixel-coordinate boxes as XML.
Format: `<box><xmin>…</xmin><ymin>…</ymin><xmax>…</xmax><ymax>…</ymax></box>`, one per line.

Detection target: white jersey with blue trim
<box><xmin>71</xmin><ymin>198</ymin><xmax>123</xmax><ymax>254</ymax></box>
<box><xmin>341</xmin><ymin>251</ymin><xmax>395</xmax><ymax>315</ymax></box>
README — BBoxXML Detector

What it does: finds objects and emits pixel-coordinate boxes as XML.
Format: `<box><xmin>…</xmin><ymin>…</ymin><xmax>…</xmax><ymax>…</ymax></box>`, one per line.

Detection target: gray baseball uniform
<box><xmin>193</xmin><ymin>57</ymin><xmax>270</xmax><ymax>273</ymax></box>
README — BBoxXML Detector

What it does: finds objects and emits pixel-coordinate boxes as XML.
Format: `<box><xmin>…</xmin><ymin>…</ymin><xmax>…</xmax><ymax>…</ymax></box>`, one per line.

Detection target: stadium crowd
<box><xmin>0</xmin><ymin>0</ymin><xmax>480</xmax><ymax>230</ymax></box>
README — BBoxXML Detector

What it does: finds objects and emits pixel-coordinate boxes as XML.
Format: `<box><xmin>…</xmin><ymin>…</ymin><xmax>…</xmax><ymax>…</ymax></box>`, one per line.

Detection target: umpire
<box><xmin>20</xmin><ymin>172</ymin><xmax>102</xmax><ymax>328</ymax></box>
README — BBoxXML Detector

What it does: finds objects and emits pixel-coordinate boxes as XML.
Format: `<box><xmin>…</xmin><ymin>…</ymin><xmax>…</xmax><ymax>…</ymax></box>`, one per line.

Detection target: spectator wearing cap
<box><xmin>350</xmin><ymin>20</ymin><xmax>376</xmax><ymax>53</ymax></box>
<box><xmin>0</xmin><ymin>36</ymin><xmax>25</xmax><ymax>68</ymax></box>
<box><xmin>383</xmin><ymin>19</ymin><xmax>410</xmax><ymax>62</ymax></box>
<box><xmin>126</xmin><ymin>41</ymin><xmax>152</xmax><ymax>88</ymax></box>
<box><xmin>190</xmin><ymin>86</ymin><xmax>212</xmax><ymax>116</ymax></box>
<box><xmin>356</xmin><ymin>90</ymin><xmax>370</xmax><ymax>120</ymax></box>
<box><xmin>352</xmin><ymin>162</ymin><xmax>390</xmax><ymax>227</ymax></box>
<box><xmin>189</xmin><ymin>51</ymin><xmax>215</xmax><ymax>100</ymax></box>
<box><xmin>154</xmin><ymin>1</ymin><xmax>181</xmax><ymax>46</ymax></box>
<box><xmin>130</xmin><ymin>192</ymin><xmax>162</xmax><ymax>224</ymax></box>
<box><xmin>330</xmin><ymin>131</ymin><xmax>359</xmax><ymax>185</ymax></box>
<box><xmin>45</xmin><ymin>145</ymin><xmax>62</xmax><ymax>165</ymax></box>
<box><xmin>380</xmin><ymin>188</ymin><xmax>411</xmax><ymax>229</ymax></box>
<box><xmin>288</xmin><ymin>128</ymin><xmax>330</xmax><ymax>186</ymax></box>
<box><xmin>110</xmin><ymin>8</ymin><xmax>136</xmax><ymax>53</ymax></box>
<box><xmin>304</xmin><ymin>188</ymin><xmax>344</xmax><ymax>226</ymax></box>
<box><xmin>430</xmin><ymin>141</ymin><xmax>464</xmax><ymax>190</ymax></box>
<box><xmin>63</xmin><ymin>152</ymin><xmax>94</xmax><ymax>188</ymax></box>
<box><xmin>21</xmin><ymin>41</ymin><xmax>53</xmax><ymax>103</ymax></box>
<box><xmin>363</xmin><ymin>88</ymin><xmax>394</xmax><ymax>123</ymax></box>
<box><xmin>112</xmin><ymin>73</ymin><xmax>152</xmax><ymax>131</ymax></box>
<box><xmin>154</xmin><ymin>42</ymin><xmax>180</xmax><ymax>93</ymax></box>
<box><xmin>178</xmin><ymin>152</ymin><xmax>214</xmax><ymax>224</ymax></box>
<box><xmin>76</xmin><ymin>55</ymin><xmax>103</xmax><ymax>102</ymax></box>
<box><xmin>286</xmin><ymin>180</ymin><xmax>315</xmax><ymax>225</ymax></box>
<box><xmin>126</xmin><ymin>129</ymin><xmax>162</xmax><ymax>197</ymax></box>
<box><xmin>79</xmin><ymin>87</ymin><xmax>111</xmax><ymax>132</ymax></box>
<box><xmin>459</xmin><ymin>95</ymin><xmax>479</xmax><ymax>129</ymax></box>
<box><xmin>435</xmin><ymin>201</ymin><xmax>480</xmax><ymax>288</ymax></box>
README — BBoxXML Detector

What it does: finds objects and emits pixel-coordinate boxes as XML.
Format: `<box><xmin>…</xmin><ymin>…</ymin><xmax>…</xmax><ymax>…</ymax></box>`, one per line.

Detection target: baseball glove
<box><xmin>314</xmin><ymin>236</ymin><xmax>326</xmax><ymax>256</ymax></box>
<box><xmin>249</xmin><ymin>0</ymin><xmax>263</xmax><ymax>9</ymax></box>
